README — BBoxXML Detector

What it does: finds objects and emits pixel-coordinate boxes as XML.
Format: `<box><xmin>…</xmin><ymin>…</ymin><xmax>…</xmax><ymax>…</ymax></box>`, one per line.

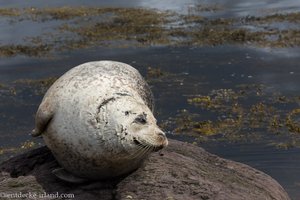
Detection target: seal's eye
<box><xmin>134</xmin><ymin>114</ymin><xmax>147</xmax><ymax>124</ymax></box>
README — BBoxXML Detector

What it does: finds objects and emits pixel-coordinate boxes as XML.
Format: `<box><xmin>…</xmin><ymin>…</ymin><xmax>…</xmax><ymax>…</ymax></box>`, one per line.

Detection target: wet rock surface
<box><xmin>0</xmin><ymin>139</ymin><xmax>290</xmax><ymax>200</ymax></box>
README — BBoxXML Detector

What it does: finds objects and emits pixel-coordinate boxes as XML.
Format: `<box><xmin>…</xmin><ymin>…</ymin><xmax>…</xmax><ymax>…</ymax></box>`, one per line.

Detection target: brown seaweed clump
<box><xmin>0</xmin><ymin>6</ymin><xmax>300</xmax><ymax>57</ymax></box>
<box><xmin>0</xmin><ymin>45</ymin><xmax>51</xmax><ymax>57</ymax></box>
<box><xmin>286</xmin><ymin>109</ymin><xmax>300</xmax><ymax>134</ymax></box>
<box><xmin>13</xmin><ymin>77</ymin><xmax>57</xmax><ymax>95</ymax></box>
<box><xmin>162</xmin><ymin>85</ymin><xmax>300</xmax><ymax>148</ymax></box>
<box><xmin>0</xmin><ymin>8</ymin><xmax>20</xmax><ymax>17</ymax></box>
<box><xmin>0</xmin><ymin>140</ymin><xmax>37</xmax><ymax>157</ymax></box>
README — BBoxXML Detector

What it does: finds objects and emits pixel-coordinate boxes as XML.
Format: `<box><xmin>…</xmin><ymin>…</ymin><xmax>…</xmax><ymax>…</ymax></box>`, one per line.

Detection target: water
<box><xmin>1</xmin><ymin>0</ymin><xmax>300</xmax><ymax>199</ymax></box>
<box><xmin>1</xmin><ymin>0</ymin><xmax>300</xmax><ymax>15</ymax></box>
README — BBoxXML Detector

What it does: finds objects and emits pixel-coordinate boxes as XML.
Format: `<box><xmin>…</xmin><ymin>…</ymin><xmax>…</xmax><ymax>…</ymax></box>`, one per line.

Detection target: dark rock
<box><xmin>0</xmin><ymin>139</ymin><xmax>290</xmax><ymax>200</ymax></box>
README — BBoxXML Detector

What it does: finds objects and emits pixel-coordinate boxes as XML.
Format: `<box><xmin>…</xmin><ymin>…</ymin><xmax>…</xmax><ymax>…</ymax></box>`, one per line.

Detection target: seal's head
<box><xmin>126</xmin><ymin>106</ymin><xmax>168</xmax><ymax>152</ymax></box>
<box><xmin>101</xmin><ymin>94</ymin><xmax>168</xmax><ymax>158</ymax></box>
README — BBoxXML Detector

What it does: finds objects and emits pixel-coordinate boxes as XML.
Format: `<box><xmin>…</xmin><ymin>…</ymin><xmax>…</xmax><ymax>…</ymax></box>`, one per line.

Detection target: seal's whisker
<box><xmin>128</xmin><ymin>143</ymin><xmax>147</xmax><ymax>159</ymax></box>
<box><xmin>149</xmin><ymin>138</ymin><xmax>158</xmax><ymax>146</ymax></box>
<box><xmin>138</xmin><ymin>146</ymin><xmax>150</xmax><ymax>159</ymax></box>
<box><xmin>127</xmin><ymin>145</ymin><xmax>144</xmax><ymax>159</ymax></box>
<box><xmin>145</xmin><ymin>145</ymin><xmax>153</xmax><ymax>155</ymax></box>
<box><xmin>130</xmin><ymin>147</ymin><xmax>144</xmax><ymax>159</ymax></box>
<box><xmin>145</xmin><ymin>139</ymin><xmax>158</xmax><ymax>147</ymax></box>
<box><xmin>135</xmin><ymin>146</ymin><xmax>147</xmax><ymax>158</ymax></box>
<box><xmin>135</xmin><ymin>144</ymin><xmax>151</xmax><ymax>159</ymax></box>
<box><xmin>146</xmin><ymin>145</ymin><xmax>153</xmax><ymax>155</ymax></box>
<box><xmin>146</xmin><ymin>135</ymin><xmax>161</xmax><ymax>145</ymax></box>
<box><xmin>126</xmin><ymin>135</ymin><xmax>163</xmax><ymax>159</ymax></box>
<box><xmin>135</xmin><ymin>145</ymin><xmax>149</xmax><ymax>158</ymax></box>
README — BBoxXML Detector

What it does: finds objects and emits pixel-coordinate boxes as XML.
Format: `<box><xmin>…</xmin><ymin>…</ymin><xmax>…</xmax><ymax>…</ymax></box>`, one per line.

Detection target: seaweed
<box><xmin>286</xmin><ymin>109</ymin><xmax>300</xmax><ymax>134</ymax></box>
<box><xmin>1</xmin><ymin>7</ymin><xmax>300</xmax><ymax>57</ymax></box>
<box><xmin>14</xmin><ymin>77</ymin><xmax>57</xmax><ymax>95</ymax></box>
<box><xmin>0</xmin><ymin>8</ymin><xmax>20</xmax><ymax>17</ymax></box>
<box><xmin>0</xmin><ymin>45</ymin><xmax>51</xmax><ymax>57</ymax></box>
<box><xmin>162</xmin><ymin>84</ymin><xmax>300</xmax><ymax>147</ymax></box>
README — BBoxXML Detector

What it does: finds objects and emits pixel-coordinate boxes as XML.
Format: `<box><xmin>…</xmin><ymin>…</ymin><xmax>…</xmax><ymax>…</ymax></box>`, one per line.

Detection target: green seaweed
<box><xmin>0</xmin><ymin>7</ymin><xmax>300</xmax><ymax>57</ymax></box>
<box><xmin>13</xmin><ymin>77</ymin><xmax>57</xmax><ymax>95</ymax></box>
<box><xmin>162</xmin><ymin>84</ymin><xmax>300</xmax><ymax>147</ymax></box>
<box><xmin>26</xmin><ymin>6</ymin><xmax>104</xmax><ymax>20</ymax></box>
<box><xmin>286</xmin><ymin>109</ymin><xmax>300</xmax><ymax>134</ymax></box>
<box><xmin>61</xmin><ymin>8</ymin><xmax>171</xmax><ymax>46</ymax></box>
<box><xmin>0</xmin><ymin>44</ymin><xmax>51</xmax><ymax>57</ymax></box>
<box><xmin>0</xmin><ymin>8</ymin><xmax>20</xmax><ymax>16</ymax></box>
<box><xmin>14</xmin><ymin>77</ymin><xmax>57</xmax><ymax>88</ymax></box>
<box><xmin>0</xmin><ymin>83</ymin><xmax>7</xmax><ymax>89</ymax></box>
<box><xmin>190</xmin><ymin>28</ymin><xmax>265</xmax><ymax>46</ymax></box>
<box><xmin>146</xmin><ymin>67</ymin><xmax>165</xmax><ymax>79</ymax></box>
<box><xmin>0</xmin><ymin>140</ymin><xmax>38</xmax><ymax>158</ymax></box>
<box><xmin>187</xmin><ymin>4</ymin><xmax>223</xmax><ymax>13</ymax></box>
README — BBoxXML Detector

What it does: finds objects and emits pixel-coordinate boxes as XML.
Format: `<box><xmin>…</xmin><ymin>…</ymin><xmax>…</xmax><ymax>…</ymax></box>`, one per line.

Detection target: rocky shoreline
<box><xmin>0</xmin><ymin>139</ymin><xmax>290</xmax><ymax>200</ymax></box>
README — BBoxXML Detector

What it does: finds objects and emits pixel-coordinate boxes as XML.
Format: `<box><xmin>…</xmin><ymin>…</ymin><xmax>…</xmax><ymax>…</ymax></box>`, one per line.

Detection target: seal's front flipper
<box><xmin>52</xmin><ymin>168</ymin><xmax>89</xmax><ymax>184</ymax></box>
<box><xmin>32</xmin><ymin>97</ymin><xmax>54</xmax><ymax>137</ymax></box>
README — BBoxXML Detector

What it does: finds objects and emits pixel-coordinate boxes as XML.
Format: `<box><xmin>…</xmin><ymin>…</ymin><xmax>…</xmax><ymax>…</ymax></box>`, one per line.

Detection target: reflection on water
<box><xmin>1</xmin><ymin>0</ymin><xmax>300</xmax><ymax>199</ymax></box>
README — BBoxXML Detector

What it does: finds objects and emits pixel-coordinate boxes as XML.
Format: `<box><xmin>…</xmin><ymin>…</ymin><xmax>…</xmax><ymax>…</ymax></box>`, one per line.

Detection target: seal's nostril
<box><xmin>157</xmin><ymin>132</ymin><xmax>168</xmax><ymax>147</ymax></box>
<box><xmin>157</xmin><ymin>132</ymin><xmax>165</xmax><ymax>138</ymax></box>
<box><xmin>156</xmin><ymin>132</ymin><xmax>168</xmax><ymax>148</ymax></box>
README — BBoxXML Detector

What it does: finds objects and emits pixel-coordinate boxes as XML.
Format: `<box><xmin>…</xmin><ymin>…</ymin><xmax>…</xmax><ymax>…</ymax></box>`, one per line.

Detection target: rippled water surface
<box><xmin>1</xmin><ymin>0</ymin><xmax>300</xmax><ymax>199</ymax></box>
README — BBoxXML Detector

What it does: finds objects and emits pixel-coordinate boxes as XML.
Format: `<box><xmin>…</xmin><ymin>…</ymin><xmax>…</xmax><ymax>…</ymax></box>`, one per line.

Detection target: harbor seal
<box><xmin>32</xmin><ymin>61</ymin><xmax>168</xmax><ymax>183</ymax></box>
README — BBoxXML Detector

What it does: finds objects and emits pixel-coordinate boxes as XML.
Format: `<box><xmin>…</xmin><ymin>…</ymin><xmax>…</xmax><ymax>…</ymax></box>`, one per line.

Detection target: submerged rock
<box><xmin>0</xmin><ymin>139</ymin><xmax>290</xmax><ymax>200</ymax></box>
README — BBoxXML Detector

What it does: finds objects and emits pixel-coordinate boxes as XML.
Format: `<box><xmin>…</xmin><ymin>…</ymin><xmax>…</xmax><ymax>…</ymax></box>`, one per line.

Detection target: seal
<box><xmin>32</xmin><ymin>61</ymin><xmax>168</xmax><ymax>183</ymax></box>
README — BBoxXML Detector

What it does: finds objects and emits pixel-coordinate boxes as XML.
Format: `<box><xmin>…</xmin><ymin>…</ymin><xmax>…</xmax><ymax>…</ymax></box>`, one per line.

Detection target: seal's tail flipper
<box><xmin>32</xmin><ymin>97</ymin><xmax>54</xmax><ymax>137</ymax></box>
<box><xmin>52</xmin><ymin>168</ymin><xmax>89</xmax><ymax>184</ymax></box>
